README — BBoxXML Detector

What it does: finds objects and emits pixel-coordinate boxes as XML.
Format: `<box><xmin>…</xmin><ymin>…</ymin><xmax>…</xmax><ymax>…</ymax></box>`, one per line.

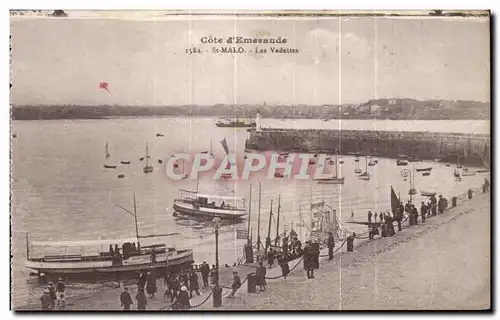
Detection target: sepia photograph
<box><xmin>9</xmin><ymin>9</ymin><xmax>491</xmax><ymax>311</ymax></box>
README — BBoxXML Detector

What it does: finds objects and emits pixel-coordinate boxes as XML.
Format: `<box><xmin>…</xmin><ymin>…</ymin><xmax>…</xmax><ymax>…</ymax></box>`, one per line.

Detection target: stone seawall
<box><xmin>245</xmin><ymin>129</ymin><xmax>490</xmax><ymax>167</ymax></box>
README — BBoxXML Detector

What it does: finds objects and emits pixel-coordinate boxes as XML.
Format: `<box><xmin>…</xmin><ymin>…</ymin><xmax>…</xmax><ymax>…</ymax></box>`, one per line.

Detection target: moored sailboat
<box><xmin>103</xmin><ymin>141</ymin><xmax>117</xmax><ymax>169</ymax></box>
<box><xmin>143</xmin><ymin>142</ymin><xmax>153</xmax><ymax>173</ymax></box>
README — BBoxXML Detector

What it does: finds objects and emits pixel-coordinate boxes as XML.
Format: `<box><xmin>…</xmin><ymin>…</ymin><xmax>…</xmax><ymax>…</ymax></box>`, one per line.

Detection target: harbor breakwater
<box><xmin>245</xmin><ymin>129</ymin><xmax>491</xmax><ymax>167</ymax></box>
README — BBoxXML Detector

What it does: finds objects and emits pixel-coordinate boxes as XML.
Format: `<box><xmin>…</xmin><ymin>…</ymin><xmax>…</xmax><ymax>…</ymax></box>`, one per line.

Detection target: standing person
<box><xmin>373</xmin><ymin>213</ymin><xmax>377</xmax><ymax>223</ymax></box>
<box><xmin>368</xmin><ymin>211</ymin><xmax>373</xmax><ymax>223</ymax></box>
<box><xmin>256</xmin><ymin>261</ymin><xmax>267</xmax><ymax>291</ymax></box>
<box><xmin>56</xmin><ymin>278</ymin><xmax>65</xmax><ymax>294</ymax></box>
<box><xmin>171</xmin><ymin>275</ymin><xmax>180</xmax><ymax>303</ymax></box>
<box><xmin>279</xmin><ymin>256</ymin><xmax>290</xmax><ymax>280</ymax></box>
<box><xmin>146</xmin><ymin>271</ymin><xmax>157</xmax><ymax>298</ymax></box>
<box><xmin>379</xmin><ymin>212</ymin><xmax>384</xmax><ymax>223</ymax></box>
<box><xmin>282</xmin><ymin>236</ymin><xmax>289</xmax><ymax>260</ymax></box>
<box><xmin>137</xmin><ymin>272</ymin><xmax>147</xmax><ymax>290</ymax></box>
<box><xmin>228</xmin><ymin>271</ymin><xmax>242</xmax><ymax>298</ymax></box>
<box><xmin>412</xmin><ymin>205</ymin><xmax>418</xmax><ymax>225</ymax></box>
<box><xmin>40</xmin><ymin>289</ymin><xmax>52</xmax><ymax>310</ymax></box>
<box><xmin>200</xmin><ymin>261</ymin><xmax>210</xmax><ymax>288</ymax></box>
<box><xmin>163</xmin><ymin>271</ymin><xmax>171</xmax><ymax>300</ymax></box>
<box><xmin>438</xmin><ymin>195</ymin><xmax>446</xmax><ymax>214</ymax></box>
<box><xmin>327</xmin><ymin>231</ymin><xmax>335</xmax><ymax>260</ymax></box>
<box><xmin>303</xmin><ymin>241</ymin><xmax>314</xmax><ymax>279</ymax></box>
<box><xmin>47</xmin><ymin>282</ymin><xmax>57</xmax><ymax>309</ymax></box>
<box><xmin>395</xmin><ymin>208</ymin><xmax>402</xmax><ymax>231</ymax></box>
<box><xmin>210</xmin><ymin>264</ymin><xmax>218</xmax><ymax>286</ymax></box>
<box><xmin>351</xmin><ymin>210</ymin><xmax>355</xmax><ymax>220</ymax></box>
<box><xmin>120</xmin><ymin>286</ymin><xmax>133</xmax><ymax>311</ymax></box>
<box><xmin>136</xmin><ymin>287</ymin><xmax>147</xmax><ymax>311</ymax></box>
<box><xmin>420</xmin><ymin>201</ymin><xmax>427</xmax><ymax>223</ymax></box>
<box><xmin>56</xmin><ymin>293</ymin><xmax>66</xmax><ymax>311</ymax></box>
<box><xmin>267</xmin><ymin>248</ymin><xmax>275</xmax><ymax>269</ymax></box>
<box><xmin>177</xmin><ymin>286</ymin><xmax>191</xmax><ymax>310</ymax></box>
<box><xmin>189</xmin><ymin>270</ymin><xmax>201</xmax><ymax>298</ymax></box>
<box><xmin>430</xmin><ymin>195</ymin><xmax>437</xmax><ymax>216</ymax></box>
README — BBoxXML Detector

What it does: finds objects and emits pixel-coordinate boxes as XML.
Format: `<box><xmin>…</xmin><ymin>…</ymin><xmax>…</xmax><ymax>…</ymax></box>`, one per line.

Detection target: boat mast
<box><xmin>274</xmin><ymin>194</ymin><xmax>281</xmax><ymax>246</ymax></box>
<box><xmin>247</xmin><ymin>184</ymin><xmax>252</xmax><ymax>245</ymax></box>
<box><xmin>105</xmin><ymin>141</ymin><xmax>110</xmax><ymax>159</ymax></box>
<box><xmin>210</xmin><ymin>140</ymin><xmax>213</xmax><ymax>157</ymax></box>
<box><xmin>265</xmin><ymin>200</ymin><xmax>273</xmax><ymax>254</ymax></box>
<box><xmin>335</xmin><ymin>154</ymin><xmax>338</xmax><ymax>178</ymax></box>
<box><xmin>26</xmin><ymin>233</ymin><xmax>29</xmax><ymax>259</ymax></box>
<box><xmin>133</xmin><ymin>192</ymin><xmax>140</xmax><ymax>251</ymax></box>
<box><xmin>145</xmin><ymin>142</ymin><xmax>149</xmax><ymax>167</ymax></box>
<box><xmin>365</xmin><ymin>156</ymin><xmax>368</xmax><ymax>173</ymax></box>
<box><xmin>257</xmin><ymin>182</ymin><xmax>262</xmax><ymax>250</ymax></box>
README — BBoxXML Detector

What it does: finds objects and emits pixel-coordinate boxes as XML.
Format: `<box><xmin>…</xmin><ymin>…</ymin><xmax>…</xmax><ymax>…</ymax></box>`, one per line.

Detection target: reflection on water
<box><xmin>10</xmin><ymin>117</ymin><xmax>490</xmax><ymax>308</ymax></box>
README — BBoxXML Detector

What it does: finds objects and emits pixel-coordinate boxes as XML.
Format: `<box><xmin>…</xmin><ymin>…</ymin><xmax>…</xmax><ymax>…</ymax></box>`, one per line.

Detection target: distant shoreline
<box><xmin>10</xmin><ymin>99</ymin><xmax>491</xmax><ymax>121</ymax></box>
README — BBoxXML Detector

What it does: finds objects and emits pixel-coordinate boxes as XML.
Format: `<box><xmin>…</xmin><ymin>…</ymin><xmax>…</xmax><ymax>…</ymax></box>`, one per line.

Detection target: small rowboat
<box><xmin>120</xmin><ymin>161</ymin><xmax>131</xmax><ymax>165</ymax></box>
<box><xmin>422</xmin><ymin>172</ymin><xmax>431</xmax><ymax>176</ymax></box>
<box><xmin>420</xmin><ymin>190</ymin><xmax>437</xmax><ymax>197</ymax></box>
<box><xmin>416</xmin><ymin>167</ymin><xmax>432</xmax><ymax>172</ymax></box>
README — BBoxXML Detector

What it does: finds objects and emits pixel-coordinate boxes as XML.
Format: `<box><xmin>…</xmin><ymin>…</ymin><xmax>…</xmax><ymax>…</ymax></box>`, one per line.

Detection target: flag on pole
<box><xmin>391</xmin><ymin>186</ymin><xmax>399</xmax><ymax>216</ymax></box>
<box><xmin>220</xmin><ymin>138</ymin><xmax>229</xmax><ymax>155</ymax></box>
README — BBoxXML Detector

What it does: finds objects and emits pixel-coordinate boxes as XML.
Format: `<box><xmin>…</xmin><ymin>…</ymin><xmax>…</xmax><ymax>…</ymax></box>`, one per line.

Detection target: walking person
<box><xmin>189</xmin><ymin>270</ymin><xmax>201</xmax><ymax>298</ymax></box>
<box><xmin>56</xmin><ymin>278</ymin><xmax>66</xmax><ymax>294</ymax></box>
<box><xmin>47</xmin><ymin>282</ymin><xmax>57</xmax><ymax>309</ymax></box>
<box><xmin>136</xmin><ymin>287</ymin><xmax>147</xmax><ymax>311</ymax></box>
<box><xmin>368</xmin><ymin>211</ymin><xmax>372</xmax><ymax>223</ymax></box>
<box><xmin>279</xmin><ymin>256</ymin><xmax>290</xmax><ymax>280</ymax></box>
<box><xmin>420</xmin><ymin>201</ymin><xmax>426</xmax><ymax>223</ymax></box>
<box><xmin>200</xmin><ymin>261</ymin><xmax>210</xmax><ymax>288</ymax></box>
<box><xmin>228</xmin><ymin>271</ymin><xmax>242</xmax><ymax>298</ymax></box>
<box><xmin>256</xmin><ymin>261</ymin><xmax>267</xmax><ymax>291</ymax></box>
<box><xmin>303</xmin><ymin>241</ymin><xmax>314</xmax><ymax>279</ymax></box>
<box><xmin>438</xmin><ymin>195</ymin><xmax>446</xmax><ymax>214</ymax></box>
<box><xmin>412</xmin><ymin>205</ymin><xmax>418</xmax><ymax>225</ymax></box>
<box><xmin>327</xmin><ymin>231</ymin><xmax>335</xmax><ymax>260</ymax></box>
<box><xmin>267</xmin><ymin>248</ymin><xmax>275</xmax><ymax>269</ymax></box>
<box><xmin>120</xmin><ymin>286</ymin><xmax>133</xmax><ymax>311</ymax></box>
<box><xmin>137</xmin><ymin>272</ymin><xmax>147</xmax><ymax>291</ymax></box>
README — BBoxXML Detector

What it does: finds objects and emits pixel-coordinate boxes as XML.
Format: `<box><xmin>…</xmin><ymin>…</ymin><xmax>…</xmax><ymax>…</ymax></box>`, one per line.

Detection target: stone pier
<box><xmin>245</xmin><ymin>129</ymin><xmax>490</xmax><ymax>167</ymax></box>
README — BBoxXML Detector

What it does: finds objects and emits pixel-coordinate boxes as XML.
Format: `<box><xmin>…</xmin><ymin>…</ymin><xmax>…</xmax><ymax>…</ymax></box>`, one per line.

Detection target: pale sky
<box><xmin>11</xmin><ymin>14</ymin><xmax>490</xmax><ymax>106</ymax></box>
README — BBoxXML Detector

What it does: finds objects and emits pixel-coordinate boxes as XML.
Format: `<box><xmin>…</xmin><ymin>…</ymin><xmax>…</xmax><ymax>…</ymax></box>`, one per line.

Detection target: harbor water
<box><xmin>10</xmin><ymin>117</ymin><xmax>490</xmax><ymax>308</ymax></box>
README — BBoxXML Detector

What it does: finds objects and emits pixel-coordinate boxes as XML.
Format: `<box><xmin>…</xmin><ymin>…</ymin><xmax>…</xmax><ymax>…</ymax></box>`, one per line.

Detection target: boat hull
<box><xmin>26</xmin><ymin>250</ymin><xmax>194</xmax><ymax>276</ymax></box>
<box><xmin>173</xmin><ymin>201</ymin><xmax>246</xmax><ymax>220</ymax></box>
<box><xmin>216</xmin><ymin>123</ymin><xmax>256</xmax><ymax>128</ymax></box>
<box><xmin>317</xmin><ymin>178</ymin><xmax>345</xmax><ymax>184</ymax></box>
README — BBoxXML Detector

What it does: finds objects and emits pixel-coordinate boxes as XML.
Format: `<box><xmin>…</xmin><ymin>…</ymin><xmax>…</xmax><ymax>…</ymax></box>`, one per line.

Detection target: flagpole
<box><xmin>247</xmin><ymin>184</ymin><xmax>252</xmax><ymax>245</ymax></box>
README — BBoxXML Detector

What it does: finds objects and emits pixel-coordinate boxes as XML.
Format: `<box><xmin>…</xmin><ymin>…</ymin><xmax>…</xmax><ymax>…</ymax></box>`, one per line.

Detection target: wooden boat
<box><xmin>422</xmin><ymin>172</ymin><xmax>431</xmax><ymax>176</ymax></box>
<box><xmin>172</xmin><ymin>190</ymin><xmax>247</xmax><ymax>220</ymax></box>
<box><xmin>415</xmin><ymin>167</ymin><xmax>432</xmax><ymax>172</ymax></box>
<box><xmin>315</xmin><ymin>155</ymin><xmax>345</xmax><ymax>184</ymax></box>
<box><xmin>215</xmin><ymin>116</ymin><xmax>256</xmax><ymax>128</ymax></box>
<box><xmin>117</xmin><ymin>174</ymin><xmax>125</xmax><ymax>178</ymax></box>
<box><xmin>104</xmin><ymin>164</ymin><xmax>117</xmax><ymax>169</ymax></box>
<box><xmin>158</xmin><ymin>159</ymin><xmax>163</xmax><ymax>164</ymax></box>
<box><xmin>143</xmin><ymin>142</ymin><xmax>153</xmax><ymax>173</ymax></box>
<box><xmin>25</xmin><ymin>195</ymin><xmax>193</xmax><ymax>276</ymax></box>
<box><xmin>120</xmin><ymin>161</ymin><xmax>131</xmax><ymax>165</ymax></box>
<box><xmin>338</xmin><ymin>156</ymin><xmax>344</xmax><ymax>164</ymax></box>
<box><xmin>396</xmin><ymin>159</ymin><xmax>409</xmax><ymax>166</ymax></box>
<box><xmin>462</xmin><ymin>170</ymin><xmax>476</xmax><ymax>176</ymax></box>
<box><xmin>354</xmin><ymin>160</ymin><xmax>362</xmax><ymax>174</ymax></box>
<box><xmin>409</xmin><ymin>188</ymin><xmax>417</xmax><ymax>195</ymax></box>
<box><xmin>476</xmin><ymin>169</ymin><xmax>489</xmax><ymax>173</ymax></box>
<box><xmin>139</xmin><ymin>157</ymin><xmax>144</xmax><ymax>161</ymax></box>
<box><xmin>420</xmin><ymin>190</ymin><xmax>437</xmax><ymax>197</ymax></box>
<box><xmin>156</xmin><ymin>133</ymin><xmax>164</xmax><ymax>137</ymax></box>
<box><xmin>12</xmin><ymin>133</ymin><xmax>17</xmax><ymax>138</ymax></box>
<box><xmin>357</xmin><ymin>157</ymin><xmax>370</xmax><ymax>180</ymax></box>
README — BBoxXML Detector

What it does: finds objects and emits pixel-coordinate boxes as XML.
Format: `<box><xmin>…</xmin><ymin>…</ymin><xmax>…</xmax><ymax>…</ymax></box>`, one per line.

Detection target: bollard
<box><xmin>468</xmin><ymin>189</ymin><xmax>473</xmax><ymax>199</ymax></box>
<box><xmin>347</xmin><ymin>237</ymin><xmax>354</xmax><ymax>252</ymax></box>
<box><xmin>212</xmin><ymin>286</ymin><xmax>223</xmax><ymax>308</ymax></box>
<box><xmin>452</xmin><ymin>196</ymin><xmax>457</xmax><ymax>207</ymax></box>
<box><xmin>247</xmin><ymin>273</ymin><xmax>257</xmax><ymax>293</ymax></box>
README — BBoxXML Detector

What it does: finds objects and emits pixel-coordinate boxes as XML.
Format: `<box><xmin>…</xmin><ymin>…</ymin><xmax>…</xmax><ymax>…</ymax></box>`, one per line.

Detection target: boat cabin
<box><xmin>27</xmin><ymin>237</ymin><xmax>173</xmax><ymax>263</ymax></box>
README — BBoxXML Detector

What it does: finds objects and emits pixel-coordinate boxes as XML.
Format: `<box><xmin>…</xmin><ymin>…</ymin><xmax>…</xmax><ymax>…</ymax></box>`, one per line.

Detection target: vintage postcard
<box><xmin>10</xmin><ymin>10</ymin><xmax>490</xmax><ymax>311</ymax></box>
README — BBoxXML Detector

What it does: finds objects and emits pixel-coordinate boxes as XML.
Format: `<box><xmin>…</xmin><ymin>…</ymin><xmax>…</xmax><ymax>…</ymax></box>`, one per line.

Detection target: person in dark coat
<box><xmin>303</xmin><ymin>241</ymin><xmax>314</xmax><ymax>279</ymax></box>
<box><xmin>385</xmin><ymin>213</ymin><xmax>395</xmax><ymax>236</ymax></box>
<box><xmin>56</xmin><ymin>278</ymin><xmax>65</xmax><ymax>294</ymax></box>
<box><xmin>177</xmin><ymin>286</ymin><xmax>191</xmax><ymax>309</ymax></box>
<box><xmin>327</xmin><ymin>232</ymin><xmax>335</xmax><ymax>260</ymax></box>
<box><xmin>368</xmin><ymin>211</ymin><xmax>373</xmax><ymax>223</ymax></box>
<box><xmin>163</xmin><ymin>272</ymin><xmax>172</xmax><ymax>300</ymax></box>
<box><xmin>210</xmin><ymin>265</ymin><xmax>218</xmax><ymax>286</ymax></box>
<box><xmin>146</xmin><ymin>271</ymin><xmax>157</xmax><ymax>298</ymax></box>
<box><xmin>412</xmin><ymin>206</ymin><xmax>418</xmax><ymax>225</ymax></box>
<box><xmin>256</xmin><ymin>261</ymin><xmax>267</xmax><ymax>291</ymax></box>
<box><xmin>47</xmin><ymin>282</ymin><xmax>57</xmax><ymax>309</ymax></box>
<box><xmin>40</xmin><ymin>289</ymin><xmax>52</xmax><ymax>310</ymax></box>
<box><xmin>120</xmin><ymin>286</ymin><xmax>133</xmax><ymax>310</ymax></box>
<box><xmin>438</xmin><ymin>195</ymin><xmax>446</xmax><ymax>214</ymax></box>
<box><xmin>282</xmin><ymin>236</ymin><xmax>289</xmax><ymax>260</ymax></box>
<box><xmin>189</xmin><ymin>270</ymin><xmax>200</xmax><ymax>298</ymax></box>
<box><xmin>228</xmin><ymin>271</ymin><xmax>242</xmax><ymax>298</ymax></box>
<box><xmin>200</xmin><ymin>261</ymin><xmax>210</xmax><ymax>288</ymax></box>
<box><xmin>430</xmin><ymin>195</ymin><xmax>437</xmax><ymax>215</ymax></box>
<box><xmin>267</xmin><ymin>248</ymin><xmax>275</xmax><ymax>268</ymax></box>
<box><xmin>136</xmin><ymin>287</ymin><xmax>147</xmax><ymax>310</ymax></box>
<box><xmin>138</xmin><ymin>272</ymin><xmax>147</xmax><ymax>290</ymax></box>
<box><xmin>279</xmin><ymin>256</ymin><xmax>290</xmax><ymax>280</ymax></box>
<box><xmin>171</xmin><ymin>275</ymin><xmax>180</xmax><ymax>302</ymax></box>
<box><xmin>420</xmin><ymin>202</ymin><xmax>426</xmax><ymax>222</ymax></box>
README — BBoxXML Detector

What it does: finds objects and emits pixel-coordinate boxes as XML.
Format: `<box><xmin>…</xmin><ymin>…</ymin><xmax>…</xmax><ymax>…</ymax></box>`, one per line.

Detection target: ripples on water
<box><xmin>10</xmin><ymin>117</ymin><xmax>490</xmax><ymax>308</ymax></box>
